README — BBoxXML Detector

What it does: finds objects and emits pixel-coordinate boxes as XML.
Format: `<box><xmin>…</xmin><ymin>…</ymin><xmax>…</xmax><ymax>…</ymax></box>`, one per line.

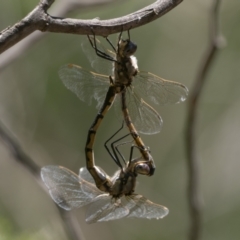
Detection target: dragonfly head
<box><xmin>145</xmin><ymin>147</ymin><xmax>156</xmax><ymax>176</ymax></box>
<box><xmin>146</xmin><ymin>152</ymin><xmax>156</xmax><ymax>176</ymax></box>
<box><xmin>140</xmin><ymin>147</ymin><xmax>156</xmax><ymax>176</ymax></box>
<box><xmin>148</xmin><ymin>164</ymin><xmax>155</xmax><ymax>176</ymax></box>
<box><xmin>134</xmin><ymin>162</ymin><xmax>150</xmax><ymax>175</ymax></box>
<box><xmin>129</xmin><ymin>157</ymin><xmax>154</xmax><ymax>176</ymax></box>
<box><xmin>118</xmin><ymin>38</ymin><xmax>137</xmax><ymax>58</ymax></box>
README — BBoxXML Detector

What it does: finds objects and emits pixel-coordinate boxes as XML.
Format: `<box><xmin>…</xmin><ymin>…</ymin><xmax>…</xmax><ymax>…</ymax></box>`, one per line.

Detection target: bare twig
<box><xmin>0</xmin><ymin>0</ymin><xmax>117</xmax><ymax>70</ymax></box>
<box><xmin>0</xmin><ymin>120</ymin><xmax>85</xmax><ymax>240</ymax></box>
<box><xmin>185</xmin><ymin>0</ymin><xmax>224</xmax><ymax>240</ymax></box>
<box><xmin>0</xmin><ymin>0</ymin><xmax>183</xmax><ymax>54</ymax></box>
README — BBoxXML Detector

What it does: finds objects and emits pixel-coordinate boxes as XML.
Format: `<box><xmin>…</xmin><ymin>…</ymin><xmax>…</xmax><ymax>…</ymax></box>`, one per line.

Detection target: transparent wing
<box><xmin>79</xmin><ymin>167</ymin><xmax>95</xmax><ymax>184</ymax></box>
<box><xmin>114</xmin><ymin>90</ymin><xmax>163</xmax><ymax>135</ymax></box>
<box><xmin>85</xmin><ymin>195</ymin><xmax>131</xmax><ymax>224</ymax></box>
<box><xmin>78</xmin><ymin>167</ymin><xmax>104</xmax><ymax>199</ymax></box>
<box><xmin>41</xmin><ymin>166</ymin><xmax>102</xmax><ymax>210</ymax></box>
<box><xmin>59</xmin><ymin>64</ymin><xmax>110</xmax><ymax>109</ymax></box>
<box><xmin>126</xmin><ymin>194</ymin><xmax>169</xmax><ymax>219</ymax></box>
<box><xmin>81</xmin><ymin>36</ymin><xmax>115</xmax><ymax>75</ymax></box>
<box><xmin>134</xmin><ymin>71</ymin><xmax>189</xmax><ymax>105</ymax></box>
<box><xmin>79</xmin><ymin>166</ymin><xmax>107</xmax><ymax>198</ymax></box>
<box><xmin>126</xmin><ymin>90</ymin><xmax>163</xmax><ymax>135</ymax></box>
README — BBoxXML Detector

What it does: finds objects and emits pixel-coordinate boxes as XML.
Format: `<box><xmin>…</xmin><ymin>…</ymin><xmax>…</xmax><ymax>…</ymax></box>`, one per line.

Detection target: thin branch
<box><xmin>185</xmin><ymin>1</ymin><xmax>224</xmax><ymax>240</ymax></box>
<box><xmin>0</xmin><ymin>120</ymin><xmax>85</xmax><ymax>240</ymax></box>
<box><xmin>0</xmin><ymin>0</ymin><xmax>183</xmax><ymax>54</ymax></box>
<box><xmin>0</xmin><ymin>0</ymin><xmax>116</xmax><ymax>70</ymax></box>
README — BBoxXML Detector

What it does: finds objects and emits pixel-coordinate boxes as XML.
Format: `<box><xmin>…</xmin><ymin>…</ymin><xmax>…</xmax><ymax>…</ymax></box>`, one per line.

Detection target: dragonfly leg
<box><xmin>129</xmin><ymin>145</ymin><xmax>135</xmax><ymax>164</ymax></box>
<box><xmin>127</xmin><ymin>29</ymin><xmax>131</xmax><ymax>40</ymax></box>
<box><xmin>104</xmin><ymin>121</ymin><xmax>125</xmax><ymax>169</ymax></box>
<box><xmin>87</xmin><ymin>34</ymin><xmax>117</xmax><ymax>62</ymax></box>
<box><xmin>117</xmin><ymin>27</ymin><xmax>123</xmax><ymax>55</ymax></box>
<box><xmin>111</xmin><ymin>133</ymin><xmax>132</xmax><ymax>166</ymax></box>
<box><xmin>113</xmin><ymin>139</ymin><xmax>133</xmax><ymax>165</ymax></box>
<box><xmin>105</xmin><ymin>36</ymin><xmax>116</xmax><ymax>52</ymax></box>
<box><xmin>104</xmin><ymin>120</ymin><xmax>135</xmax><ymax>168</ymax></box>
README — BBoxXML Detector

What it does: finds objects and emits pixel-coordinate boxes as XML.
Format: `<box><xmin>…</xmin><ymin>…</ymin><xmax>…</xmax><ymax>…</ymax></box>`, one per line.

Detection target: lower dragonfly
<box><xmin>41</xmin><ymin>165</ymin><xmax>169</xmax><ymax>223</ymax></box>
<box><xmin>41</xmin><ymin>134</ymin><xmax>169</xmax><ymax>223</ymax></box>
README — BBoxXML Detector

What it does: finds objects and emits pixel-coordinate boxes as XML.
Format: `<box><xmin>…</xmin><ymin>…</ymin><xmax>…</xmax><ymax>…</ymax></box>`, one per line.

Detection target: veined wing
<box><xmin>86</xmin><ymin>195</ymin><xmax>133</xmax><ymax>224</ymax></box>
<box><xmin>41</xmin><ymin>166</ymin><xmax>102</xmax><ymax>210</ymax></box>
<box><xmin>86</xmin><ymin>193</ymin><xmax>169</xmax><ymax>223</ymax></box>
<box><xmin>134</xmin><ymin>71</ymin><xmax>188</xmax><ymax>105</ymax></box>
<box><xmin>81</xmin><ymin>36</ymin><xmax>115</xmax><ymax>76</ymax></box>
<box><xmin>79</xmin><ymin>166</ymin><xmax>109</xmax><ymax>185</ymax></box>
<box><xmin>115</xmin><ymin>88</ymin><xmax>163</xmax><ymax>135</ymax></box>
<box><xmin>79</xmin><ymin>166</ymin><xmax>109</xmax><ymax>198</ymax></box>
<box><xmin>59</xmin><ymin>64</ymin><xmax>110</xmax><ymax>109</ymax></box>
<box><xmin>79</xmin><ymin>167</ymin><xmax>95</xmax><ymax>184</ymax></box>
<box><xmin>126</xmin><ymin>194</ymin><xmax>169</xmax><ymax>219</ymax></box>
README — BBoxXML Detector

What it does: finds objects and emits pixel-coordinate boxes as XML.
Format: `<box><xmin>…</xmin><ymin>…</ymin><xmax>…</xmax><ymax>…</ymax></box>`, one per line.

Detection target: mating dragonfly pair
<box><xmin>41</xmin><ymin>31</ymin><xmax>188</xmax><ymax>223</ymax></box>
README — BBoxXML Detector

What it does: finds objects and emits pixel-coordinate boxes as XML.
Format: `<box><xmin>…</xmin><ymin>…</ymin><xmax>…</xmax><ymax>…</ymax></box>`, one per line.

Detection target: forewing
<box><xmin>58</xmin><ymin>64</ymin><xmax>109</xmax><ymax>109</ymax></box>
<box><xmin>79</xmin><ymin>167</ymin><xmax>108</xmax><ymax>198</ymax></box>
<box><xmin>86</xmin><ymin>196</ymin><xmax>130</xmax><ymax>224</ymax></box>
<box><xmin>126</xmin><ymin>194</ymin><xmax>169</xmax><ymax>219</ymax></box>
<box><xmin>134</xmin><ymin>71</ymin><xmax>188</xmax><ymax>105</ymax></box>
<box><xmin>41</xmin><ymin>165</ymin><xmax>101</xmax><ymax>210</ymax></box>
<box><xmin>125</xmin><ymin>89</ymin><xmax>163</xmax><ymax>135</ymax></box>
<box><xmin>78</xmin><ymin>167</ymin><xmax>105</xmax><ymax>198</ymax></box>
<box><xmin>79</xmin><ymin>167</ymin><xmax>95</xmax><ymax>184</ymax></box>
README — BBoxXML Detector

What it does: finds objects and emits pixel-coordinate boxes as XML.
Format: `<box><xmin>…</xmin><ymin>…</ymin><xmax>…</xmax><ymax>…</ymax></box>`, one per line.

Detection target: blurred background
<box><xmin>0</xmin><ymin>0</ymin><xmax>240</xmax><ymax>239</ymax></box>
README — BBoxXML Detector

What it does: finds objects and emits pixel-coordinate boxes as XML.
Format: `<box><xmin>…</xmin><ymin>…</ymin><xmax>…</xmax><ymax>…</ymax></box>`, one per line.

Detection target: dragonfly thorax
<box><xmin>110</xmin><ymin>168</ymin><xmax>136</xmax><ymax>197</ymax></box>
<box><xmin>114</xmin><ymin>39</ymin><xmax>139</xmax><ymax>86</ymax></box>
<box><xmin>109</xmin><ymin>158</ymin><xmax>151</xmax><ymax>197</ymax></box>
<box><xmin>117</xmin><ymin>39</ymin><xmax>137</xmax><ymax>58</ymax></box>
<box><xmin>128</xmin><ymin>157</ymin><xmax>151</xmax><ymax>176</ymax></box>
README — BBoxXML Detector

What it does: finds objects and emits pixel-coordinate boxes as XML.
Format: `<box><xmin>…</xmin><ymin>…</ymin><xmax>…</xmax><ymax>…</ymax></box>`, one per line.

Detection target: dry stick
<box><xmin>0</xmin><ymin>0</ymin><xmax>183</xmax><ymax>54</ymax></box>
<box><xmin>0</xmin><ymin>0</ymin><xmax>116</xmax><ymax>70</ymax></box>
<box><xmin>0</xmin><ymin>121</ymin><xmax>85</xmax><ymax>240</ymax></box>
<box><xmin>185</xmin><ymin>1</ymin><xmax>223</xmax><ymax>240</ymax></box>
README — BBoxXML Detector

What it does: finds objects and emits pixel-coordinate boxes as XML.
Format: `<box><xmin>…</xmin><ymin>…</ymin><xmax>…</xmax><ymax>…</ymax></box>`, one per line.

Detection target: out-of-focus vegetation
<box><xmin>0</xmin><ymin>211</ymin><xmax>65</xmax><ymax>240</ymax></box>
<box><xmin>1</xmin><ymin>0</ymin><xmax>240</xmax><ymax>239</ymax></box>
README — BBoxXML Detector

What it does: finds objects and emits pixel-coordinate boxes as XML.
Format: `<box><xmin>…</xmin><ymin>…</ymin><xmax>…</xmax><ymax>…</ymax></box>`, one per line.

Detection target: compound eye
<box><xmin>124</xmin><ymin>41</ymin><xmax>137</xmax><ymax>56</ymax></box>
<box><xmin>135</xmin><ymin>163</ymin><xmax>150</xmax><ymax>175</ymax></box>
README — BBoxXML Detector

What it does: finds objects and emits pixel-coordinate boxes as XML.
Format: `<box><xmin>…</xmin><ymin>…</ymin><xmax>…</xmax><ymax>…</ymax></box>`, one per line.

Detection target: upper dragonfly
<box><xmin>59</xmin><ymin>31</ymin><xmax>188</xmax><ymax>135</ymax></box>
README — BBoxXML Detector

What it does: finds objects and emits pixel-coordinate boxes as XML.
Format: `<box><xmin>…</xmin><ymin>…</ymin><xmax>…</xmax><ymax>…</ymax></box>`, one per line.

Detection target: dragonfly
<box><xmin>41</xmin><ymin>114</ymin><xmax>168</xmax><ymax>222</ymax></box>
<box><xmin>41</xmin><ymin>161</ymin><xmax>169</xmax><ymax>223</ymax></box>
<box><xmin>59</xmin><ymin>31</ymin><xmax>188</xmax><ymax>136</ymax></box>
<box><xmin>59</xmin><ymin>31</ymin><xmax>187</xmax><ymax>176</ymax></box>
